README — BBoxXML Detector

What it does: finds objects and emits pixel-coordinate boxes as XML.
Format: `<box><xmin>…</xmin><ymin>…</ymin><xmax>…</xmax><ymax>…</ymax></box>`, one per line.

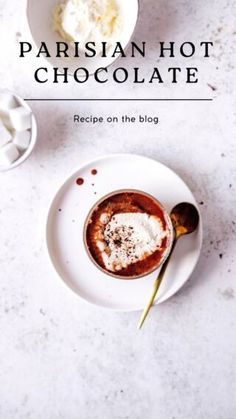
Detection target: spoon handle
<box><xmin>138</xmin><ymin>239</ymin><xmax>177</xmax><ymax>329</ymax></box>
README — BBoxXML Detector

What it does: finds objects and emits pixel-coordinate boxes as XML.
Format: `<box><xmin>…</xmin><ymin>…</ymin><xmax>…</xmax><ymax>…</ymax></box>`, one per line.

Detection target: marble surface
<box><xmin>0</xmin><ymin>0</ymin><xmax>236</xmax><ymax>418</ymax></box>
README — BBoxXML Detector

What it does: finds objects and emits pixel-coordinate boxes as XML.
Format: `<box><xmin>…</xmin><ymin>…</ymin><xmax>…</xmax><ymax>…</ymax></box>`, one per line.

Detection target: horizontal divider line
<box><xmin>24</xmin><ymin>98</ymin><xmax>213</xmax><ymax>102</ymax></box>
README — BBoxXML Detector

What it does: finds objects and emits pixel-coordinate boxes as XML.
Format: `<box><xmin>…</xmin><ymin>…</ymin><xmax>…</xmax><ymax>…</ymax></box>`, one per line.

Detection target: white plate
<box><xmin>46</xmin><ymin>154</ymin><xmax>202</xmax><ymax>311</ymax></box>
<box><xmin>27</xmin><ymin>0</ymin><xmax>139</xmax><ymax>75</ymax></box>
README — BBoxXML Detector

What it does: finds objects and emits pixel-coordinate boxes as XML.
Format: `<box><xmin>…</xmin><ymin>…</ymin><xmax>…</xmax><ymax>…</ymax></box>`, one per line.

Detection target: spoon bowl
<box><xmin>171</xmin><ymin>202</ymin><xmax>200</xmax><ymax>238</ymax></box>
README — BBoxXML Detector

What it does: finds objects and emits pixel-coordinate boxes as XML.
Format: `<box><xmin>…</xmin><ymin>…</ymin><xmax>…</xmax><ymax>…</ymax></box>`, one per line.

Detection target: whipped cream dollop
<box><xmin>53</xmin><ymin>0</ymin><xmax>121</xmax><ymax>51</ymax></box>
<box><xmin>96</xmin><ymin>212</ymin><xmax>168</xmax><ymax>272</ymax></box>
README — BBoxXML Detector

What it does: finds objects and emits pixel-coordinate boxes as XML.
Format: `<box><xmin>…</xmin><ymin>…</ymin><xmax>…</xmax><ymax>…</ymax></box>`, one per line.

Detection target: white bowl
<box><xmin>27</xmin><ymin>0</ymin><xmax>139</xmax><ymax>75</ymax></box>
<box><xmin>0</xmin><ymin>90</ymin><xmax>37</xmax><ymax>172</ymax></box>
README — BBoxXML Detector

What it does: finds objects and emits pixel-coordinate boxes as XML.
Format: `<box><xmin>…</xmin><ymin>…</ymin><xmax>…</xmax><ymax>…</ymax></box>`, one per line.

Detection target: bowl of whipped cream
<box><xmin>27</xmin><ymin>0</ymin><xmax>139</xmax><ymax>75</ymax></box>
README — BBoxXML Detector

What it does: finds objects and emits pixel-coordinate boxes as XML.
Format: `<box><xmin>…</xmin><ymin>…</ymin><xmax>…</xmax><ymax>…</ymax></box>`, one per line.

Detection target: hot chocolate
<box><xmin>84</xmin><ymin>190</ymin><xmax>173</xmax><ymax>279</ymax></box>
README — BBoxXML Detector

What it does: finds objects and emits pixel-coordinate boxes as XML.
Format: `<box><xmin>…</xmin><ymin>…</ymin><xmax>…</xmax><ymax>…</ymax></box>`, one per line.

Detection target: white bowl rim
<box><xmin>26</xmin><ymin>0</ymin><xmax>140</xmax><ymax>76</ymax></box>
<box><xmin>0</xmin><ymin>90</ymin><xmax>37</xmax><ymax>172</ymax></box>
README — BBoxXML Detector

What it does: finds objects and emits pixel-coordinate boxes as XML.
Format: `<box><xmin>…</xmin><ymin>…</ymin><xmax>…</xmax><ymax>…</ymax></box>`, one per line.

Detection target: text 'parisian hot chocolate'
<box><xmin>85</xmin><ymin>192</ymin><xmax>173</xmax><ymax>278</ymax></box>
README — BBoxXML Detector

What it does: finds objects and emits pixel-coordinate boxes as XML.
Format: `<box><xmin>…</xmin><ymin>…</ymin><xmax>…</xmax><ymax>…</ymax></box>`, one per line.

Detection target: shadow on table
<box><xmin>31</xmin><ymin>101</ymin><xmax>86</xmax><ymax>159</ymax></box>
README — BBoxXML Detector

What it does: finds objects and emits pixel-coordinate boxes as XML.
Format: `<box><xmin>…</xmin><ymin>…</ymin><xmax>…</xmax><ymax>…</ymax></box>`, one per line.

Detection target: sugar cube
<box><xmin>0</xmin><ymin>120</ymin><xmax>12</xmax><ymax>147</ymax></box>
<box><xmin>13</xmin><ymin>130</ymin><xmax>31</xmax><ymax>150</ymax></box>
<box><xmin>0</xmin><ymin>92</ymin><xmax>17</xmax><ymax>114</ymax></box>
<box><xmin>9</xmin><ymin>106</ymin><xmax>32</xmax><ymax>131</ymax></box>
<box><xmin>1</xmin><ymin>114</ymin><xmax>12</xmax><ymax>131</ymax></box>
<box><xmin>0</xmin><ymin>142</ymin><xmax>20</xmax><ymax>166</ymax></box>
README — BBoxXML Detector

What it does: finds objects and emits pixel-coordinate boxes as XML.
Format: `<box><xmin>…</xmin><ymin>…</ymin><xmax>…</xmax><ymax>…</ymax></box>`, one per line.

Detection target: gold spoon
<box><xmin>138</xmin><ymin>202</ymin><xmax>200</xmax><ymax>329</ymax></box>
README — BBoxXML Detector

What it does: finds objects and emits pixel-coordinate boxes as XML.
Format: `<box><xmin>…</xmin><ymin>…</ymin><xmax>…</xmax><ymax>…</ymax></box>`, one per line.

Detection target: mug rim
<box><xmin>83</xmin><ymin>188</ymin><xmax>174</xmax><ymax>280</ymax></box>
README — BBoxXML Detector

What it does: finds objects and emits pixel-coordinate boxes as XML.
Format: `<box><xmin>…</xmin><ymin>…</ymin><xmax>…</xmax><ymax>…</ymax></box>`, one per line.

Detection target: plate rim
<box><xmin>45</xmin><ymin>153</ymin><xmax>203</xmax><ymax>312</ymax></box>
